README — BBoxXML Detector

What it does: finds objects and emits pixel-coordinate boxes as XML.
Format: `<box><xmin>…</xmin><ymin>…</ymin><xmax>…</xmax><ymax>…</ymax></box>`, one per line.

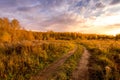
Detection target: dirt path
<box><xmin>71</xmin><ymin>47</ymin><xmax>90</xmax><ymax>80</ymax></box>
<box><xmin>30</xmin><ymin>47</ymin><xmax>77</xmax><ymax>80</ymax></box>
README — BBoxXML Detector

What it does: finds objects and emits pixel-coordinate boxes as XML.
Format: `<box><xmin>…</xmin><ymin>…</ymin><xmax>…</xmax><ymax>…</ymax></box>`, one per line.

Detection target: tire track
<box><xmin>30</xmin><ymin>47</ymin><xmax>77</xmax><ymax>80</ymax></box>
<box><xmin>71</xmin><ymin>47</ymin><xmax>90</xmax><ymax>80</ymax></box>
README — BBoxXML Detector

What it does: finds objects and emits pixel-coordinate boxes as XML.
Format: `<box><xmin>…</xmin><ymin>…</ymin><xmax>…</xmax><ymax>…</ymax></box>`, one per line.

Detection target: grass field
<box><xmin>0</xmin><ymin>41</ymin><xmax>75</xmax><ymax>80</ymax></box>
<box><xmin>0</xmin><ymin>40</ymin><xmax>120</xmax><ymax>80</ymax></box>
<box><xmin>80</xmin><ymin>40</ymin><xmax>120</xmax><ymax>80</ymax></box>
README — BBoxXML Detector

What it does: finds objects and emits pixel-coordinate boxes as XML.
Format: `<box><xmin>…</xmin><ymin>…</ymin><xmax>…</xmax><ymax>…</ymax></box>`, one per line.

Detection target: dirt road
<box><xmin>71</xmin><ymin>47</ymin><xmax>90</xmax><ymax>80</ymax></box>
<box><xmin>30</xmin><ymin>47</ymin><xmax>77</xmax><ymax>80</ymax></box>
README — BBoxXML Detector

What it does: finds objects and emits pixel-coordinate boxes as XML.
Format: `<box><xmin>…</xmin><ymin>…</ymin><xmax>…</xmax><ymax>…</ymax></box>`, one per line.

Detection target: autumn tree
<box><xmin>116</xmin><ymin>34</ymin><xmax>120</xmax><ymax>40</ymax></box>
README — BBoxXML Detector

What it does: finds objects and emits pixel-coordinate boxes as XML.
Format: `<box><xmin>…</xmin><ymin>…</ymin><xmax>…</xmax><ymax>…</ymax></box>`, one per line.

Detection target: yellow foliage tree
<box><xmin>0</xmin><ymin>32</ymin><xmax>11</xmax><ymax>42</ymax></box>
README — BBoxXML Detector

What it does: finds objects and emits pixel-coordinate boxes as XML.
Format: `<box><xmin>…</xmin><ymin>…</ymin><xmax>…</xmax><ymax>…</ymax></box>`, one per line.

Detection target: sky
<box><xmin>0</xmin><ymin>0</ymin><xmax>120</xmax><ymax>35</ymax></box>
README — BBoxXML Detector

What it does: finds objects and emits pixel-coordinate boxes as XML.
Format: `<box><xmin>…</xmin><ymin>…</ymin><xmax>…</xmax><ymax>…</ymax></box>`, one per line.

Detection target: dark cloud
<box><xmin>70</xmin><ymin>0</ymin><xmax>107</xmax><ymax>17</ymax></box>
<box><xmin>37</xmin><ymin>0</ymin><xmax>64</xmax><ymax>9</ymax></box>
<box><xmin>0</xmin><ymin>0</ymin><xmax>17</xmax><ymax>7</ymax></box>
<box><xmin>16</xmin><ymin>0</ymin><xmax>66</xmax><ymax>13</ymax></box>
<box><xmin>95</xmin><ymin>2</ymin><xmax>105</xmax><ymax>8</ymax></box>
<box><xmin>110</xmin><ymin>0</ymin><xmax>120</xmax><ymax>5</ymax></box>
<box><xmin>16</xmin><ymin>0</ymin><xmax>38</xmax><ymax>6</ymax></box>
<box><xmin>75</xmin><ymin>0</ymin><xmax>90</xmax><ymax>7</ymax></box>
<box><xmin>17</xmin><ymin>7</ymin><xmax>31</xmax><ymax>11</ymax></box>
<box><xmin>17</xmin><ymin>4</ymin><xmax>41</xmax><ymax>12</ymax></box>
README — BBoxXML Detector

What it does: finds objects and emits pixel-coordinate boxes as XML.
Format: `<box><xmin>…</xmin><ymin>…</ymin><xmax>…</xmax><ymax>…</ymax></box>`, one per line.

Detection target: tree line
<box><xmin>0</xmin><ymin>17</ymin><xmax>120</xmax><ymax>42</ymax></box>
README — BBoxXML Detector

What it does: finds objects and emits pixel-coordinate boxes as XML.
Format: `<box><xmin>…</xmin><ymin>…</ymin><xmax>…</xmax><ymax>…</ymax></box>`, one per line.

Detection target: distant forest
<box><xmin>0</xmin><ymin>17</ymin><xmax>120</xmax><ymax>42</ymax></box>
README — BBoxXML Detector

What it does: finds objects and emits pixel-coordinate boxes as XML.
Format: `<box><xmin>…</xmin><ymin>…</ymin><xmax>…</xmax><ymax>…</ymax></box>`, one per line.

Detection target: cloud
<box><xmin>0</xmin><ymin>0</ymin><xmax>120</xmax><ymax>35</ymax></box>
<box><xmin>17</xmin><ymin>7</ymin><xmax>32</xmax><ymax>11</ymax></box>
<box><xmin>104</xmin><ymin>24</ymin><xmax>120</xmax><ymax>29</ymax></box>
<box><xmin>37</xmin><ymin>13</ymin><xmax>86</xmax><ymax>32</ymax></box>
<box><xmin>16</xmin><ymin>4</ymin><xmax>41</xmax><ymax>12</ymax></box>
<box><xmin>110</xmin><ymin>0</ymin><xmax>120</xmax><ymax>5</ymax></box>
<box><xmin>20</xmin><ymin>12</ymin><xmax>89</xmax><ymax>32</ymax></box>
<box><xmin>75</xmin><ymin>0</ymin><xmax>90</xmax><ymax>7</ymax></box>
<box><xmin>0</xmin><ymin>0</ymin><xmax>17</xmax><ymax>7</ymax></box>
<box><xmin>95</xmin><ymin>2</ymin><xmax>105</xmax><ymax>8</ymax></box>
<box><xmin>102</xmin><ymin>24</ymin><xmax>120</xmax><ymax>35</ymax></box>
<box><xmin>16</xmin><ymin>0</ymin><xmax>39</xmax><ymax>7</ymax></box>
<box><xmin>37</xmin><ymin>0</ymin><xmax>65</xmax><ymax>10</ymax></box>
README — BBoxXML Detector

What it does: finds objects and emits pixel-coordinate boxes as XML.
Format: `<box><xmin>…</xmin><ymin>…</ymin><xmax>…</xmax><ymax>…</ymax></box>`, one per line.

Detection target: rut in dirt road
<box><xmin>30</xmin><ymin>47</ymin><xmax>77</xmax><ymax>80</ymax></box>
<box><xmin>71</xmin><ymin>47</ymin><xmax>90</xmax><ymax>80</ymax></box>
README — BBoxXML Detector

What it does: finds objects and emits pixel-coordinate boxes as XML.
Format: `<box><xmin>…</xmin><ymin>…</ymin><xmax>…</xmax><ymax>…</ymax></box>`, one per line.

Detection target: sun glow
<box><xmin>93</xmin><ymin>14</ymin><xmax>120</xmax><ymax>27</ymax></box>
<box><xmin>105</xmin><ymin>29</ymin><xmax>120</xmax><ymax>36</ymax></box>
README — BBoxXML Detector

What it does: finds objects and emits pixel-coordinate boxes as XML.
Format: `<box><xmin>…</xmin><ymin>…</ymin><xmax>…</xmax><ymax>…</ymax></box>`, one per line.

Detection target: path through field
<box><xmin>71</xmin><ymin>47</ymin><xmax>90</xmax><ymax>80</ymax></box>
<box><xmin>30</xmin><ymin>47</ymin><xmax>77</xmax><ymax>80</ymax></box>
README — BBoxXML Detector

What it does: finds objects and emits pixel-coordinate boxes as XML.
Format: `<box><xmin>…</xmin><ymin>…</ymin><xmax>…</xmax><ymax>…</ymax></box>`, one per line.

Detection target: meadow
<box><xmin>80</xmin><ymin>40</ymin><xmax>120</xmax><ymax>80</ymax></box>
<box><xmin>0</xmin><ymin>18</ymin><xmax>120</xmax><ymax>80</ymax></box>
<box><xmin>0</xmin><ymin>41</ymin><xmax>75</xmax><ymax>80</ymax></box>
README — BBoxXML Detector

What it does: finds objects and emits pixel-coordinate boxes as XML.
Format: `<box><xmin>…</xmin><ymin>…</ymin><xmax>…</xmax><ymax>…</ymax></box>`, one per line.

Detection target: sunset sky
<box><xmin>0</xmin><ymin>0</ymin><xmax>120</xmax><ymax>35</ymax></box>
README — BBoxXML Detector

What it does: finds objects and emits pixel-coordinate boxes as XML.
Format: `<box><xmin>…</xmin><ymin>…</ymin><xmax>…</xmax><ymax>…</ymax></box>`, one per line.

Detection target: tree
<box><xmin>116</xmin><ymin>34</ymin><xmax>120</xmax><ymax>40</ymax></box>
<box><xmin>0</xmin><ymin>32</ymin><xmax>11</xmax><ymax>42</ymax></box>
<box><xmin>11</xmin><ymin>19</ymin><xmax>21</xmax><ymax>30</ymax></box>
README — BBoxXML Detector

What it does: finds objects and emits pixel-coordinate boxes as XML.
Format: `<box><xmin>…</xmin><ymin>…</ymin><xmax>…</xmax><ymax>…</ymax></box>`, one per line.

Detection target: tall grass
<box><xmin>0</xmin><ymin>41</ymin><xmax>74</xmax><ymax>80</ymax></box>
<box><xmin>80</xmin><ymin>40</ymin><xmax>120</xmax><ymax>80</ymax></box>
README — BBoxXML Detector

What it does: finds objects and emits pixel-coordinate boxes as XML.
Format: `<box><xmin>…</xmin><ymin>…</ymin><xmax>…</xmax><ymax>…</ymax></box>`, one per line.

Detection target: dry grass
<box><xmin>0</xmin><ymin>41</ymin><xmax>74</xmax><ymax>80</ymax></box>
<box><xmin>80</xmin><ymin>40</ymin><xmax>120</xmax><ymax>80</ymax></box>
